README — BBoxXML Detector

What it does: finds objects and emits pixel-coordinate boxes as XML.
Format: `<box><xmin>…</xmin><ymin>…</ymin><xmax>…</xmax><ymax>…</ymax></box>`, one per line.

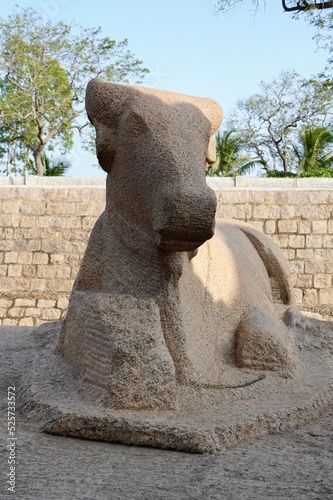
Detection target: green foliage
<box><xmin>265</xmin><ymin>170</ymin><xmax>296</xmax><ymax>177</ymax></box>
<box><xmin>226</xmin><ymin>71</ymin><xmax>333</xmax><ymax>174</ymax></box>
<box><xmin>26</xmin><ymin>154</ymin><xmax>71</xmax><ymax>176</ymax></box>
<box><xmin>293</xmin><ymin>125</ymin><xmax>333</xmax><ymax>176</ymax></box>
<box><xmin>0</xmin><ymin>7</ymin><xmax>149</xmax><ymax>176</ymax></box>
<box><xmin>206</xmin><ymin>130</ymin><xmax>264</xmax><ymax>177</ymax></box>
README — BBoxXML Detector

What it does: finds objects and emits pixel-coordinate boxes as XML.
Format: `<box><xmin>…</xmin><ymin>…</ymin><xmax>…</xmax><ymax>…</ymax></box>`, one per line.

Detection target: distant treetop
<box><xmin>216</xmin><ymin>0</ymin><xmax>333</xmax><ymax>14</ymax></box>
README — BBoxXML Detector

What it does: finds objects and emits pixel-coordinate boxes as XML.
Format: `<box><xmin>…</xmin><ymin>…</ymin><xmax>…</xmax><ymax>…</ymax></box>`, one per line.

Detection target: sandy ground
<box><xmin>1</xmin><ymin>326</ymin><xmax>333</xmax><ymax>500</ymax></box>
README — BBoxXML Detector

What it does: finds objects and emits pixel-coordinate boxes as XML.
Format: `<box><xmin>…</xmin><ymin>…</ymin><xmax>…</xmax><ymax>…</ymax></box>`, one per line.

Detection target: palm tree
<box><xmin>42</xmin><ymin>155</ymin><xmax>71</xmax><ymax>176</ymax></box>
<box><xmin>206</xmin><ymin>130</ymin><xmax>264</xmax><ymax>177</ymax></box>
<box><xmin>26</xmin><ymin>154</ymin><xmax>71</xmax><ymax>176</ymax></box>
<box><xmin>293</xmin><ymin>126</ymin><xmax>333</xmax><ymax>177</ymax></box>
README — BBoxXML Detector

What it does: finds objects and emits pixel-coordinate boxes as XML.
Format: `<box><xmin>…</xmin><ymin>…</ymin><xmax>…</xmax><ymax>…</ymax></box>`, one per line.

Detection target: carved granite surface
<box><xmin>15</xmin><ymin>80</ymin><xmax>333</xmax><ymax>452</ymax></box>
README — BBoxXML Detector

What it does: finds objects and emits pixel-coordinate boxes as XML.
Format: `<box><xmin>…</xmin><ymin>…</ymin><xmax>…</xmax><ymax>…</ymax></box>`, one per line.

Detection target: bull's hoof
<box><xmin>235</xmin><ymin>304</ymin><xmax>298</xmax><ymax>376</ymax></box>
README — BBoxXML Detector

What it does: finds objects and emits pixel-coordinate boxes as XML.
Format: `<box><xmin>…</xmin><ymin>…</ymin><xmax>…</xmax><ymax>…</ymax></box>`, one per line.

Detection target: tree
<box><xmin>0</xmin><ymin>8</ymin><xmax>149</xmax><ymax>175</ymax></box>
<box><xmin>216</xmin><ymin>1</ymin><xmax>333</xmax><ymax>14</ymax></box>
<box><xmin>26</xmin><ymin>154</ymin><xmax>71</xmax><ymax>176</ymax></box>
<box><xmin>206</xmin><ymin>130</ymin><xmax>264</xmax><ymax>176</ymax></box>
<box><xmin>226</xmin><ymin>71</ymin><xmax>333</xmax><ymax>174</ymax></box>
<box><xmin>293</xmin><ymin>125</ymin><xmax>333</xmax><ymax>175</ymax></box>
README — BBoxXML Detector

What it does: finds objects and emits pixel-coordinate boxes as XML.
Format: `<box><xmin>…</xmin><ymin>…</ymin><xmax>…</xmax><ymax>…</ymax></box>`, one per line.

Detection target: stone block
<box><xmin>280</xmin><ymin>205</ymin><xmax>297</xmax><ymax>218</ymax></box>
<box><xmin>319</xmin><ymin>288</ymin><xmax>333</xmax><ymax>305</ymax></box>
<box><xmin>231</xmin><ymin>190</ymin><xmax>248</xmax><ymax>203</ymax></box>
<box><xmin>15</xmin><ymin>299</ymin><xmax>36</xmax><ymax>307</ymax></box>
<box><xmin>81</xmin><ymin>216</ymin><xmax>99</xmax><ymax>230</ymax></box>
<box><xmin>289</xmin><ymin>260</ymin><xmax>305</xmax><ymax>273</ymax></box>
<box><xmin>2</xmin><ymin>319</ymin><xmax>18</xmax><ymax>326</ymax></box>
<box><xmin>296</xmin><ymin>249</ymin><xmax>314</xmax><ymax>259</ymax></box>
<box><xmin>312</xmin><ymin>220</ymin><xmax>327</xmax><ymax>234</ymax></box>
<box><xmin>300</xmin><ymin>205</ymin><xmax>315</xmax><ymax>219</ymax></box>
<box><xmin>30</xmin><ymin>279</ymin><xmax>46</xmax><ymax>291</ymax></box>
<box><xmin>253</xmin><ymin>205</ymin><xmax>270</xmax><ymax>219</ymax></box>
<box><xmin>0</xmin><ymin>298</ymin><xmax>13</xmax><ymax>308</ymax></box>
<box><xmin>32</xmin><ymin>253</ymin><xmax>49</xmax><ymax>265</ymax></box>
<box><xmin>37</xmin><ymin>265</ymin><xmax>57</xmax><ymax>279</ymax></box>
<box><xmin>26</xmin><ymin>240</ymin><xmax>41</xmax><ymax>251</ymax></box>
<box><xmin>303</xmin><ymin>288</ymin><xmax>318</xmax><ymax>306</ymax></box>
<box><xmin>299</xmin><ymin>220</ymin><xmax>311</xmax><ymax>234</ymax></box>
<box><xmin>46</xmin><ymin>202</ymin><xmax>76</xmax><ymax>215</ymax></box>
<box><xmin>0</xmin><ymin>308</ymin><xmax>7</xmax><ymax>317</ymax></box>
<box><xmin>8</xmin><ymin>264</ymin><xmax>23</xmax><ymax>278</ymax></box>
<box><xmin>4</xmin><ymin>252</ymin><xmax>18</xmax><ymax>264</ymax></box>
<box><xmin>55</xmin><ymin>267</ymin><xmax>71</xmax><ymax>279</ymax></box>
<box><xmin>0</xmin><ymin>241</ymin><xmax>13</xmax><ymax>252</ymax></box>
<box><xmin>22</xmin><ymin>265</ymin><xmax>37</xmax><ymax>278</ymax></box>
<box><xmin>283</xmin><ymin>249</ymin><xmax>295</xmax><ymax>260</ymax></box>
<box><xmin>25</xmin><ymin>308</ymin><xmax>41</xmax><ymax>317</ymax></box>
<box><xmin>249</xmin><ymin>191</ymin><xmax>265</xmax><ymax>203</ymax></box>
<box><xmin>17</xmin><ymin>252</ymin><xmax>33</xmax><ymax>264</ymax></box>
<box><xmin>50</xmin><ymin>254</ymin><xmax>65</xmax><ymax>265</ymax></box>
<box><xmin>76</xmin><ymin>203</ymin><xmax>101</xmax><ymax>216</ymax></box>
<box><xmin>46</xmin><ymin>279</ymin><xmax>73</xmax><ymax>292</ymax></box>
<box><xmin>0</xmin><ymin>188</ymin><xmax>15</xmax><ymax>199</ymax></box>
<box><xmin>248</xmin><ymin>220</ymin><xmax>264</xmax><ymax>232</ymax></box>
<box><xmin>0</xmin><ymin>215</ymin><xmax>16</xmax><ymax>228</ymax></box>
<box><xmin>0</xmin><ymin>265</ymin><xmax>7</xmax><ymax>276</ymax></box>
<box><xmin>19</xmin><ymin>202</ymin><xmax>46</xmax><ymax>215</ymax></box>
<box><xmin>313</xmin><ymin>248</ymin><xmax>333</xmax><ymax>260</ymax></box>
<box><xmin>273</xmin><ymin>191</ymin><xmax>288</xmax><ymax>204</ymax></box>
<box><xmin>287</xmin><ymin>190</ymin><xmax>308</xmax><ymax>204</ymax></box>
<box><xmin>288</xmin><ymin>235</ymin><xmax>305</xmax><ymax>249</ymax></box>
<box><xmin>306</xmin><ymin>235</ymin><xmax>323</xmax><ymax>249</ymax></box>
<box><xmin>292</xmin><ymin>274</ymin><xmax>313</xmax><ymax>288</ymax></box>
<box><xmin>37</xmin><ymin>299</ymin><xmax>56</xmax><ymax>308</ymax></box>
<box><xmin>234</xmin><ymin>204</ymin><xmax>252</xmax><ymax>219</ymax></box>
<box><xmin>7</xmin><ymin>307</ymin><xmax>24</xmax><ymax>319</ymax></box>
<box><xmin>309</xmin><ymin>191</ymin><xmax>330</xmax><ymax>204</ymax></box>
<box><xmin>57</xmin><ymin>297</ymin><xmax>69</xmax><ymax>310</ymax></box>
<box><xmin>264</xmin><ymin>220</ymin><xmax>276</xmax><ymax>235</ymax></box>
<box><xmin>41</xmin><ymin>308</ymin><xmax>62</xmax><ymax>321</ymax></box>
<box><xmin>269</xmin><ymin>205</ymin><xmax>281</xmax><ymax>219</ymax></box>
<box><xmin>2</xmin><ymin>201</ymin><xmax>20</xmax><ymax>214</ymax></box>
<box><xmin>19</xmin><ymin>317</ymin><xmax>34</xmax><ymax>326</ymax></box>
<box><xmin>314</xmin><ymin>274</ymin><xmax>332</xmax><ymax>289</ymax></box>
<box><xmin>323</xmin><ymin>235</ymin><xmax>333</xmax><ymax>248</ymax></box>
<box><xmin>293</xmin><ymin>288</ymin><xmax>303</xmax><ymax>304</ymax></box>
<box><xmin>305</xmin><ymin>260</ymin><xmax>326</xmax><ymax>274</ymax></box>
<box><xmin>278</xmin><ymin>220</ymin><xmax>297</xmax><ymax>233</ymax></box>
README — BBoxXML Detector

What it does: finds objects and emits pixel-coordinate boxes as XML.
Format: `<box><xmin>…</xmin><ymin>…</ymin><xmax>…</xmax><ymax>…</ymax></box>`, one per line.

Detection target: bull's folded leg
<box><xmin>57</xmin><ymin>291</ymin><xmax>177</xmax><ymax>410</ymax></box>
<box><xmin>235</xmin><ymin>303</ymin><xmax>298</xmax><ymax>377</ymax></box>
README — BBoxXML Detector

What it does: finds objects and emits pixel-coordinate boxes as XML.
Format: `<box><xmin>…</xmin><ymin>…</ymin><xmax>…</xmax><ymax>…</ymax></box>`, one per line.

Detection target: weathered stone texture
<box><xmin>0</xmin><ymin>185</ymin><xmax>332</xmax><ymax>323</ymax></box>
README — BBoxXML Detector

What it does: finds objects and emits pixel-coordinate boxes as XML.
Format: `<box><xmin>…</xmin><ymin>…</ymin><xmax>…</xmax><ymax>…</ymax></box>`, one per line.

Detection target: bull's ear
<box><xmin>192</xmin><ymin>97</ymin><xmax>223</xmax><ymax>136</ymax></box>
<box><xmin>85</xmin><ymin>79</ymin><xmax>136</xmax><ymax>173</ymax></box>
<box><xmin>85</xmin><ymin>79</ymin><xmax>132</xmax><ymax>129</ymax></box>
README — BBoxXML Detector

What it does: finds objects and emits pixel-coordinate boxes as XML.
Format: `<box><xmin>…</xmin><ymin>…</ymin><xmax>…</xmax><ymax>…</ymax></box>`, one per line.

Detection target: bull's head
<box><xmin>86</xmin><ymin>79</ymin><xmax>223</xmax><ymax>252</ymax></box>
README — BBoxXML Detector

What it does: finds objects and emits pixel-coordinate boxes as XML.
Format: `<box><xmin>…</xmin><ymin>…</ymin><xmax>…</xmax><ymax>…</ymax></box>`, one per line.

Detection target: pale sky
<box><xmin>1</xmin><ymin>0</ymin><xmax>329</xmax><ymax>176</ymax></box>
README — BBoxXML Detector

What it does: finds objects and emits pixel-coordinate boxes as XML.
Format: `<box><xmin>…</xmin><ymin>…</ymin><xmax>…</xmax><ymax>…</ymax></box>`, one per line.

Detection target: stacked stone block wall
<box><xmin>0</xmin><ymin>186</ymin><xmax>105</xmax><ymax>326</ymax></box>
<box><xmin>0</xmin><ymin>182</ymin><xmax>332</xmax><ymax>325</ymax></box>
<box><xmin>215</xmin><ymin>188</ymin><xmax>333</xmax><ymax>317</ymax></box>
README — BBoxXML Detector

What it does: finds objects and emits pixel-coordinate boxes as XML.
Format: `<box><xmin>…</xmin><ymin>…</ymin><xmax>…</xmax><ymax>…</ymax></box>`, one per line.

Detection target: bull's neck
<box><xmin>107</xmin><ymin>204</ymin><xmax>157</xmax><ymax>258</ymax></box>
<box><xmin>104</xmin><ymin>202</ymin><xmax>195</xmax><ymax>385</ymax></box>
<box><xmin>104</xmin><ymin>203</ymin><xmax>184</xmax><ymax>297</ymax></box>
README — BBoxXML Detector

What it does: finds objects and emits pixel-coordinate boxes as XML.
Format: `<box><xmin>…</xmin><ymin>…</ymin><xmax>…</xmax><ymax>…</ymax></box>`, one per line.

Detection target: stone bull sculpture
<box><xmin>56</xmin><ymin>79</ymin><xmax>298</xmax><ymax>411</ymax></box>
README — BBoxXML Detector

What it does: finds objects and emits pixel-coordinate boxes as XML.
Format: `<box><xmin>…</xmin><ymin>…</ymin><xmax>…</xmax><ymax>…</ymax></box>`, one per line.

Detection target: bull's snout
<box><xmin>154</xmin><ymin>186</ymin><xmax>217</xmax><ymax>252</ymax></box>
